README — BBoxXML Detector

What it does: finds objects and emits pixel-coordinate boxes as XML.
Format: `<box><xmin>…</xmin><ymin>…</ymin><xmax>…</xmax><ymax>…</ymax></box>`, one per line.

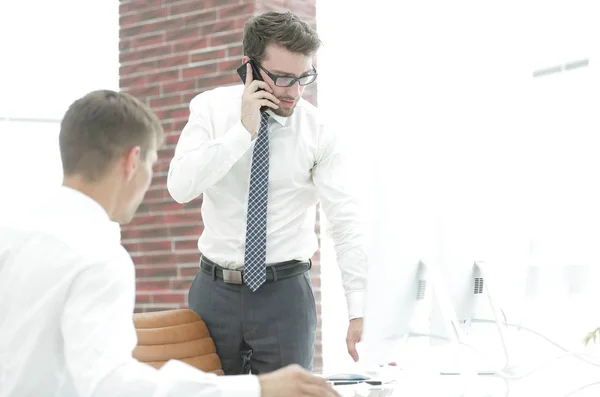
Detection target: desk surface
<box><xmin>329</xmin><ymin>370</ymin><xmax>600</xmax><ymax>397</ymax></box>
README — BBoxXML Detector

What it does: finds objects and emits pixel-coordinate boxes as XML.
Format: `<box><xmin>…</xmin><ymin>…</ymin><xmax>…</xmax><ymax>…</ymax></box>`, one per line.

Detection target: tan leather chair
<box><xmin>132</xmin><ymin>309</ymin><xmax>224</xmax><ymax>375</ymax></box>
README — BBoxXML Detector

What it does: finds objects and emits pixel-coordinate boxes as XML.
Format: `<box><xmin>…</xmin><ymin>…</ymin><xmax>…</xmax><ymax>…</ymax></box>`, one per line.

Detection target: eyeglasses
<box><xmin>252</xmin><ymin>58</ymin><xmax>318</xmax><ymax>87</ymax></box>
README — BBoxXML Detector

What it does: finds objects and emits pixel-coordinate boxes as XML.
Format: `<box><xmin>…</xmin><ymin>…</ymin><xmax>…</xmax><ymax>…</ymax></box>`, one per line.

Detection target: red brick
<box><xmin>120</xmin><ymin>7</ymin><xmax>167</xmax><ymax>27</ymax></box>
<box><xmin>136</xmin><ymin>279</ymin><xmax>172</xmax><ymax>291</ymax></box>
<box><xmin>170</xmin><ymin>279</ymin><xmax>194</xmax><ymax>290</ymax></box>
<box><xmin>153</xmin><ymin>69</ymin><xmax>181</xmax><ymax>84</ymax></box>
<box><xmin>120</xmin><ymin>0</ymin><xmax>163</xmax><ymax>14</ymax></box>
<box><xmin>217</xmin><ymin>4</ymin><xmax>254</xmax><ymax>19</ymax></box>
<box><xmin>121</xmin><ymin>226</ymin><xmax>169</xmax><ymax>241</ymax></box>
<box><xmin>181</xmin><ymin>63</ymin><xmax>218</xmax><ymax>79</ymax></box>
<box><xmin>120</xmin><ymin>20</ymin><xmax>168</xmax><ymax>40</ymax></box>
<box><xmin>123</xmin><ymin>83</ymin><xmax>161</xmax><ymax>99</ymax></box>
<box><xmin>120</xmin><ymin>60</ymin><xmax>158</xmax><ymax>78</ymax></box>
<box><xmin>150</xmin><ymin>175</ymin><xmax>167</xmax><ymax>188</ymax></box>
<box><xmin>174</xmin><ymin>239</ymin><xmax>199</xmax><ymax>251</ymax></box>
<box><xmin>136</xmin><ymin>266</ymin><xmax>178</xmax><ymax>278</ymax></box>
<box><xmin>139</xmin><ymin>305</ymin><xmax>184</xmax><ymax>313</ymax></box>
<box><xmin>165</xmin><ymin>26</ymin><xmax>200</xmax><ymax>43</ymax></box>
<box><xmin>136</xmin><ymin>293</ymin><xmax>153</xmax><ymax>304</ymax></box>
<box><xmin>143</xmin><ymin>188</ymin><xmax>167</xmax><ymax>202</ymax></box>
<box><xmin>179</xmin><ymin>265</ymin><xmax>201</xmax><ymax>277</ymax></box>
<box><xmin>175</xmin><ymin>253</ymin><xmax>200</xmax><ymax>265</ymax></box>
<box><xmin>125</xmin><ymin>214</ymin><xmax>162</xmax><ymax>229</ymax></box>
<box><xmin>152</xmin><ymin>292</ymin><xmax>187</xmax><ymax>304</ymax></box>
<box><xmin>138</xmin><ymin>240</ymin><xmax>172</xmax><ymax>252</ymax></box>
<box><xmin>161</xmin><ymin>106</ymin><xmax>190</xmax><ymax>121</ymax></box>
<box><xmin>120</xmin><ymin>43</ymin><xmax>171</xmax><ymax>65</ymax></box>
<box><xmin>201</xmin><ymin>18</ymin><xmax>246</xmax><ymax>36</ymax></box>
<box><xmin>161</xmin><ymin>79</ymin><xmax>197</xmax><ymax>94</ymax></box>
<box><xmin>150</xmin><ymin>94</ymin><xmax>182</xmax><ymax>109</ymax></box>
<box><xmin>218</xmin><ymin>59</ymin><xmax>239</xmax><ymax>73</ymax></box>
<box><xmin>152</xmin><ymin>160</ymin><xmax>172</xmax><ymax>174</ymax></box>
<box><xmin>170</xmin><ymin>118</ymin><xmax>190</xmax><ymax>134</ymax></box>
<box><xmin>168</xmin><ymin>0</ymin><xmax>217</xmax><ymax>16</ymax></box>
<box><xmin>163</xmin><ymin>211</ymin><xmax>202</xmax><ymax>226</ymax></box>
<box><xmin>132</xmin><ymin>254</ymin><xmax>176</xmax><ymax>266</ymax></box>
<box><xmin>208</xmin><ymin>30</ymin><xmax>244</xmax><ymax>47</ymax></box>
<box><xmin>189</xmin><ymin>48</ymin><xmax>226</xmax><ymax>64</ymax></box>
<box><xmin>169</xmin><ymin>225</ymin><xmax>203</xmax><ymax>239</ymax></box>
<box><xmin>157</xmin><ymin>54</ymin><xmax>188</xmax><ymax>70</ymax></box>
<box><xmin>148</xmin><ymin>200</ymin><xmax>185</xmax><ymax>214</ymax></box>
<box><xmin>172</xmin><ymin>37</ymin><xmax>209</xmax><ymax>53</ymax></box>
<box><xmin>164</xmin><ymin>133</ymin><xmax>182</xmax><ymax>148</ymax></box>
<box><xmin>196</xmin><ymin>73</ymin><xmax>239</xmax><ymax>91</ymax></box>
<box><xmin>227</xmin><ymin>45</ymin><xmax>244</xmax><ymax>57</ymax></box>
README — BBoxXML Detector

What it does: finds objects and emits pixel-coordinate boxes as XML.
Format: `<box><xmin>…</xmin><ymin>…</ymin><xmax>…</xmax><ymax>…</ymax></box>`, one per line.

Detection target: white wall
<box><xmin>317</xmin><ymin>0</ymin><xmax>600</xmax><ymax>379</ymax></box>
<box><xmin>0</xmin><ymin>1</ymin><xmax>119</xmax><ymax>220</ymax></box>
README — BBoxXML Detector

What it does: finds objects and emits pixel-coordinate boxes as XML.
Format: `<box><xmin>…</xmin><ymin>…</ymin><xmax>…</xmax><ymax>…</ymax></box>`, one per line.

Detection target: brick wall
<box><xmin>119</xmin><ymin>0</ymin><xmax>321</xmax><ymax>371</ymax></box>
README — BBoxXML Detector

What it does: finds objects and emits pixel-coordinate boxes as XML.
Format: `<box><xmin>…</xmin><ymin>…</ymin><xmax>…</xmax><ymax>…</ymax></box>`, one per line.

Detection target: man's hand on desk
<box><xmin>258</xmin><ymin>364</ymin><xmax>340</xmax><ymax>397</ymax></box>
<box><xmin>346</xmin><ymin>318</ymin><xmax>363</xmax><ymax>362</ymax></box>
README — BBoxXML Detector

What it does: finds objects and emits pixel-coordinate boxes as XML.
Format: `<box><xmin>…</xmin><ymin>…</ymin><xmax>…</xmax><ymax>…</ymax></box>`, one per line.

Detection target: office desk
<box><xmin>331</xmin><ymin>371</ymin><xmax>600</xmax><ymax>397</ymax></box>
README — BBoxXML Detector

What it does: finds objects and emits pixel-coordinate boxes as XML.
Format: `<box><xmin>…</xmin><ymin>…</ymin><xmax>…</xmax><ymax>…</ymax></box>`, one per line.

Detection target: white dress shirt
<box><xmin>0</xmin><ymin>186</ymin><xmax>259</xmax><ymax>397</ymax></box>
<box><xmin>167</xmin><ymin>84</ymin><xmax>367</xmax><ymax>319</ymax></box>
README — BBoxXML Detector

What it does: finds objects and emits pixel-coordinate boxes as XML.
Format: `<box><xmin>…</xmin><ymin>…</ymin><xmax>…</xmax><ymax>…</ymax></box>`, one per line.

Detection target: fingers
<box><xmin>301</xmin><ymin>378</ymin><xmax>340</xmax><ymax>397</ymax></box>
<box><xmin>246</xmin><ymin>79</ymin><xmax>273</xmax><ymax>94</ymax></box>
<box><xmin>250</xmin><ymin>90</ymin><xmax>279</xmax><ymax>110</ymax></box>
<box><xmin>259</xmin><ymin>100</ymin><xmax>279</xmax><ymax>110</ymax></box>
<box><xmin>245</xmin><ymin>62</ymin><xmax>252</xmax><ymax>86</ymax></box>
<box><xmin>346</xmin><ymin>338</ymin><xmax>359</xmax><ymax>362</ymax></box>
<box><xmin>251</xmin><ymin>90</ymin><xmax>280</xmax><ymax>104</ymax></box>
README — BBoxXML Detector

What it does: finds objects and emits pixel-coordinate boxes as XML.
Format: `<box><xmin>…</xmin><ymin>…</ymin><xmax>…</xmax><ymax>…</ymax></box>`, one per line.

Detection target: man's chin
<box><xmin>273</xmin><ymin>104</ymin><xmax>296</xmax><ymax>117</ymax></box>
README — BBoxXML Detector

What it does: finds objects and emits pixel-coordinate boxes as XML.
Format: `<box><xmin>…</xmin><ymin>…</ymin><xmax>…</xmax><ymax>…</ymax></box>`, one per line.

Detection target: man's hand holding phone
<box><xmin>241</xmin><ymin>62</ymin><xmax>280</xmax><ymax>138</ymax></box>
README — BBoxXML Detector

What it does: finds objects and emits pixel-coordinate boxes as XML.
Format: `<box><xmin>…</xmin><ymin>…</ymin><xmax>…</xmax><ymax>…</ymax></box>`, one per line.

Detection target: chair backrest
<box><xmin>132</xmin><ymin>309</ymin><xmax>224</xmax><ymax>375</ymax></box>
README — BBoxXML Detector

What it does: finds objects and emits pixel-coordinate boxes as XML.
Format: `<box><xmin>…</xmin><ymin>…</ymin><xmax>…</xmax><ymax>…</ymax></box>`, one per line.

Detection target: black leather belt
<box><xmin>200</xmin><ymin>255</ymin><xmax>311</xmax><ymax>284</ymax></box>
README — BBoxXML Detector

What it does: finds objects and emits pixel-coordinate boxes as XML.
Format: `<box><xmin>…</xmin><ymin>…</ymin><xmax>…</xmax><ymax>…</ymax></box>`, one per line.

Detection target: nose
<box><xmin>286</xmin><ymin>81</ymin><xmax>303</xmax><ymax>99</ymax></box>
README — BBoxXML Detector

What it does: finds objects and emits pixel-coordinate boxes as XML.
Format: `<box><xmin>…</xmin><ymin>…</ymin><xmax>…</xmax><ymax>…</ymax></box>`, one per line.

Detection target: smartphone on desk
<box><xmin>236</xmin><ymin>59</ymin><xmax>268</xmax><ymax>113</ymax></box>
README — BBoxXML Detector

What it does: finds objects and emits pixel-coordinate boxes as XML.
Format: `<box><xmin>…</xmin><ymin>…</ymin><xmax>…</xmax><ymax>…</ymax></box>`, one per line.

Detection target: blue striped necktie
<box><xmin>243</xmin><ymin>112</ymin><xmax>270</xmax><ymax>291</ymax></box>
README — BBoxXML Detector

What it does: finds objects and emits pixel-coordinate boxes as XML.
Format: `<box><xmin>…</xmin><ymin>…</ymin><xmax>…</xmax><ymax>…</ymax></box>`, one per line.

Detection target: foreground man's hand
<box><xmin>258</xmin><ymin>364</ymin><xmax>340</xmax><ymax>397</ymax></box>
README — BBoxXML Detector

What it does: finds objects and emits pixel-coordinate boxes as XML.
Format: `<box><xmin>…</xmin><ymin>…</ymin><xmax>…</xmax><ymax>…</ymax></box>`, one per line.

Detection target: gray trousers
<box><xmin>188</xmin><ymin>265</ymin><xmax>317</xmax><ymax>375</ymax></box>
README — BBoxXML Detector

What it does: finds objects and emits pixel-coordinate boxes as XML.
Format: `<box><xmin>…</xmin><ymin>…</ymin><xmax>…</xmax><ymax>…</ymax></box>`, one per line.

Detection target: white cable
<box><xmin>472</xmin><ymin>319</ymin><xmax>600</xmax><ymax>369</ymax></box>
<box><xmin>563</xmin><ymin>381</ymin><xmax>600</xmax><ymax>397</ymax></box>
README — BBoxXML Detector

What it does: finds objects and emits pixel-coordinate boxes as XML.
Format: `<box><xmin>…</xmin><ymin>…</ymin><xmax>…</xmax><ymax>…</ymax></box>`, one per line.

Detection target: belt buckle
<box><xmin>222</xmin><ymin>270</ymin><xmax>243</xmax><ymax>284</ymax></box>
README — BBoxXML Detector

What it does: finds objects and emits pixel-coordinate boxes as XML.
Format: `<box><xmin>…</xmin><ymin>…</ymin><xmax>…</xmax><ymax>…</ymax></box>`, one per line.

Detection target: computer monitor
<box><xmin>430</xmin><ymin>260</ymin><xmax>513</xmax><ymax>373</ymax></box>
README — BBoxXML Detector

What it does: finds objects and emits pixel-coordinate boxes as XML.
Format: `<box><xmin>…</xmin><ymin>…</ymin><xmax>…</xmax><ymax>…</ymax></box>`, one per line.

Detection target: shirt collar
<box><xmin>266</xmin><ymin>109</ymin><xmax>288</xmax><ymax>126</ymax></box>
<box><xmin>59</xmin><ymin>186</ymin><xmax>122</xmax><ymax>242</ymax></box>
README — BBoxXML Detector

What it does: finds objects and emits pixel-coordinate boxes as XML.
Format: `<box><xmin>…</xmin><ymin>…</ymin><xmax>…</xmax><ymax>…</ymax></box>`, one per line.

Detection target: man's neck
<box><xmin>62</xmin><ymin>176</ymin><xmax>116</xmax><ymax>221</ymax></box>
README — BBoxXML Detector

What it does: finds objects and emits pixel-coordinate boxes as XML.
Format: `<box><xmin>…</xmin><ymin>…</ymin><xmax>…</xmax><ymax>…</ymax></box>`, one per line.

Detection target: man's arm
<box><xmin>311</xmin><ymin>126</ymin><xmax>368</xmax><ymax>321</ymax></box>
<box><xmin>60</xmin><ymin>251</ymin><xmax>260</xmax><ymax>397</ymax></box>
<box><xmin>167</xmin><ymin>93</ymin><xmax>252</xmax><ymax>204</ymax></box>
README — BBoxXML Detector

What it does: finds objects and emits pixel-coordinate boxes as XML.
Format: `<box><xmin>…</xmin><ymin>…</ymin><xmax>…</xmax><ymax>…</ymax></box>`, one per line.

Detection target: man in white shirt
<box><xmin>0</xmin><ymin>90</ymin><xmax>338</xmax><ymax>397</ymax></box>
<box><xmin>167</xmin><ymin>11</ymin><xmax>368</xmax><ymax>375</ymax></box>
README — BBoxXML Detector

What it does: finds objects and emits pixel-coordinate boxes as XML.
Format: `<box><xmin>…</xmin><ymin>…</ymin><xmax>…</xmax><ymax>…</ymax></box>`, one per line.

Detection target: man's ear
<box><xmin>242</xmin><ymin>55</ymin><xmax>250</xmax><ymax>64</ymax></box>
<box><xmin>123</xmin><ymin>146</ymin><xmax>141</xmax><ymax>181</ymax></box>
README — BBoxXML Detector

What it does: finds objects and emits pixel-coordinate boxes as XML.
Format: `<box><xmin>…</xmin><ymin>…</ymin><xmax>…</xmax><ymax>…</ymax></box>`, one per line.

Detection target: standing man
<box><xmin>167</xmin><ymin>11</ymin><xmax>368</xmax><ymax>375</ymax></box>
<box><xmin>0</xmin><ymin>90</ymin><xmax>338</xmax><ymax>397</ymax></box>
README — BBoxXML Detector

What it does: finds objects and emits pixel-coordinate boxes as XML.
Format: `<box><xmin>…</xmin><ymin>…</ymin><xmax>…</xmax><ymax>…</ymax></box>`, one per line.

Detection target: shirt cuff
<box><xmin>158</xmin><ymin>360</ymin><xmax>260</xmax><ymax>397</ymax></box>
<box><xmin>346</xmin><ymin>290</ymin><xmax>365</xmax><ymax>320</ymax></box>
<box><xmin>212</xmin><ymin>375</ymin><xmax>261</xmax><ymax>397</ymax></box>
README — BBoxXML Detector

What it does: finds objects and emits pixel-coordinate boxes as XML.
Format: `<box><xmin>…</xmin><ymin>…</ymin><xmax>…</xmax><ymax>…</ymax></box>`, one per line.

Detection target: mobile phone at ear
<box><xmin>237</xmin><ymin>60</ymin><xmax>263</xmax><ymax>84</ymax></box>
<box><xmin>236</xmin><ymin>60</ymin><xmax>268</xmax><ymax>112</ymax></box>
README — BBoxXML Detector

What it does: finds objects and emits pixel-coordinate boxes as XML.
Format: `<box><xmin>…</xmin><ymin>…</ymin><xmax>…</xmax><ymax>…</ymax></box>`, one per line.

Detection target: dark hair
<box><xmin>59</xmin><ymin>90</ymin><xmax>163</xmax><ymax>181</ymax></box>
<box><xmin>243</xmin><ymin>11</ymin><xmax>321</xmax><ymax>62</ymax></box>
